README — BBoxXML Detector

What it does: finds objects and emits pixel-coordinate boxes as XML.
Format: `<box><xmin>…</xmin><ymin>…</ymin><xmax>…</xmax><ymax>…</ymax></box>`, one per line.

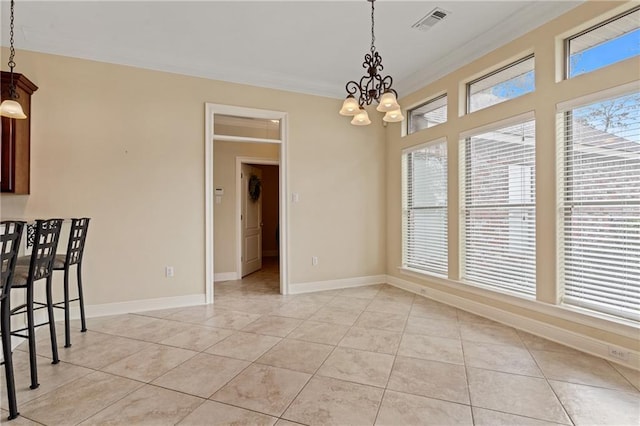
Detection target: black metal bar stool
<box><xmin>10</xmin><ymin>219</ymin><xmax>63</xmax><ymax>390</ymax></box>
<box><xmin>1</xmin><ymin>220</ymin><xmax>25</xmax><ymax>420</ymax></box>
<box><xmin>52</xmin><ymin>218</ymin><xmax>90</xmax><ymax>348</ymax></box>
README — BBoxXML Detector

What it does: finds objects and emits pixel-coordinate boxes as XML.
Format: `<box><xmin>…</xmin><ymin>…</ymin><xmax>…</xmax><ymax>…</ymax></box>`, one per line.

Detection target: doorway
<box><xmin>237</xmin><ymin>159</ymin><xmax>280</xmax><ymax>279</ymax></box>
<box><xmin>205</xmin><ymin>103</ymin><xmax>288</xmax><ymax>304</ymax></box>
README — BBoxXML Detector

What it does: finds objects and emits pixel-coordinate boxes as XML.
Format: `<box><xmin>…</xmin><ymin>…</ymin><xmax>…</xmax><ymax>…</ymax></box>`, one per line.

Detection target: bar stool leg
<box><xmin>77</xmin><ymin>264</ymin><xmax>87</xmax><ymax>333</ymax></box>
<box><xmin>46</xmin><ymin>276</ymin><xmax>59</xmax><ymax>364</ymax></box>
<box><xmin>1</xmin><ymin>300</ymin><xmax>19</xmax><ymax>420</ymax></box>
<box><xmin>63</xmin><ymin>267</ymin><xmax>71</xmax><ymax>347</ymax></box>
<box><xmin>26</xmin><ymin>285</ymin><xmax>39</xmax><ymax>390</ymax></box>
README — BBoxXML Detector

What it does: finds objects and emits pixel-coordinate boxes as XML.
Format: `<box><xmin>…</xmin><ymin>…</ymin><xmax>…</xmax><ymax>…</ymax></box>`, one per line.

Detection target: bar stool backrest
<box><xmin>0</xmin><ymin>221</ymin><xmax>25</xmax><ymax>301</ymax></box>
<box><xmin>66</xmin><ymin>218</ymin><xmax>90</xmax><ymax>266</ymax></box>
<box><xmin>29</xmin><ymin>219</ymin><xmax>63</xmax><ymax>282</ymax></box>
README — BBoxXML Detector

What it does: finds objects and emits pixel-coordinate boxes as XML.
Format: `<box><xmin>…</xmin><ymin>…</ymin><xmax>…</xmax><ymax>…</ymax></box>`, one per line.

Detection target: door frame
<box><xmin>205</xmin><ymin>103</ymin><xmax>289</xmax><ymax>304</ymax></box>
<box><xmin>237</xmin><ymin>157</ymin><xmax>279</xmax><ymax>279</ymax></box>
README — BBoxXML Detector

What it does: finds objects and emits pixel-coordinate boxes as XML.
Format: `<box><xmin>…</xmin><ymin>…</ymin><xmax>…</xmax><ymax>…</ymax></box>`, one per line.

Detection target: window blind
<box><xmin>462</xmin><ymin>120</ymin><xmax>536</xmax><ymax>296</ymax></box>
<box><xmin>402</xmin><ymin>140</ymin><xmax>448</xmax><ymax>276</ymax></box>
<box><xmin>558</xmin><ymin>90</ymin><xmax>640</xmax><ymax>322</ymax></box>
<box><xmin>408</xmin><ymin>95</ymin><xmax>448</xmax><ymax>134</ymax></box>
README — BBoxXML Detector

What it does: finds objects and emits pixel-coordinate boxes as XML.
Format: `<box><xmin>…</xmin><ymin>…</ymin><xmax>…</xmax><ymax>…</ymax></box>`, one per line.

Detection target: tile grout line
<box><xmin>275</xmin><ymin>287</ymin><xmax>383</xmax><ymax>424</ymax></box>
<box><xmin>517</xmin><ymin>331</ymin><xmax>575</xmax><ymax>426</ymax></box>
<box><xmin>458</xmin><ymin>309</ymin><xmax>478</xmax><ymax>425</ymax></box>
<box><xmin>372</xmin><ymin>290</ymin><xmax>413</xmax><ymax>425</ymax></box>
<box><xmin>257</xmin><ymin>292</ymin><xmax>345</xmax><ymax>424</ymax></box>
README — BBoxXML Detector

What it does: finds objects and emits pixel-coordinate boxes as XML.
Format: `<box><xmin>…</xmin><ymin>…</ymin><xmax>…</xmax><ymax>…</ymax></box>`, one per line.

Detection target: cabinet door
<box><xmin>1</xmin><ymin>72</ymin><xmax>37</xmax><ymax>194</ymax></box>
<box><xmin>1</xmin><ymin>116</ymin><xmax>16</xmax><ymax>192</ymax></box>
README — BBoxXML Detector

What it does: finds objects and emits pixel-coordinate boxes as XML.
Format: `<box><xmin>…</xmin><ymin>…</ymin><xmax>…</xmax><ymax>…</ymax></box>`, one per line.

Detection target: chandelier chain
<box><xmin>370</xmin><ymin>0</ymin><xmax>375</xmax><ymax>53</ymax></box>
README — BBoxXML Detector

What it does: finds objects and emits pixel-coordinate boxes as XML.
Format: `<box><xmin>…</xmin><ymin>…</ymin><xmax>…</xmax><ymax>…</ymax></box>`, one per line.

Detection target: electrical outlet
<box><xmin>312</xmin><ymin>256</ymin><xmax>318</xmax><ymax>266</ymax></box>
<box><xmin>165</xmin><ymin>266</ymin><xmax>174</xmax><ymax>278</ymax></box>
<box><xmin>608</xmin><ymin>346</ymin><xmax>630</xmax><ymax>361</ymax></box>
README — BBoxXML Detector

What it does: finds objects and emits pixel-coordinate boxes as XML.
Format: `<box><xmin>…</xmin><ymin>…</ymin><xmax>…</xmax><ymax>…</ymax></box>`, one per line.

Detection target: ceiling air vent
<box><xmin>412</xmin><ymin>8</ymin><xmax>449</xmax><ymax>32</ymax></box>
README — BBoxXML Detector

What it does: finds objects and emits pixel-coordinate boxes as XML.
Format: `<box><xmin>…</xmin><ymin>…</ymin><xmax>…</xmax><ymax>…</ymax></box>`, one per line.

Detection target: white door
<box><xmin>241</xmin><ymin>164</ymin><xmax>263</xmax><ymax>277</ymax></box>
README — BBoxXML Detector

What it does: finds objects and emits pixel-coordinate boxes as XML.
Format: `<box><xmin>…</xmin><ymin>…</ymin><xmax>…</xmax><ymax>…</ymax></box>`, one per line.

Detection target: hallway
<box><xmin>215</xmin><ymin>256</ymin><xmax>280</xmax><ymax>297</ymax></box>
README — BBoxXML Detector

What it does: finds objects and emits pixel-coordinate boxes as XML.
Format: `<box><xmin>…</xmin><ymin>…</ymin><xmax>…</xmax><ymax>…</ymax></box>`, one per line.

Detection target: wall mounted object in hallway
<box><xmin>248</xmin><ymin>174</ymin><xmax>262</xmax><ymax>201</ymax></box>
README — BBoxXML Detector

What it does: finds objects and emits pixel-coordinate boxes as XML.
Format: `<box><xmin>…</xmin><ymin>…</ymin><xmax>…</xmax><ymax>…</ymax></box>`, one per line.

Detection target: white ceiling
<box><xmin>0</xmin><ymin>0</ymin><xmax>582</xmax><ymax>100</ymax></box>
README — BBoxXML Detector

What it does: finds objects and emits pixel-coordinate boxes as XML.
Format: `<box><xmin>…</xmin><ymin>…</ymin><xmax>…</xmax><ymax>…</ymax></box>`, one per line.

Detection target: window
<box><xmin>214</xmin><ymin>114</ymin><xmax>281</xmax><ymax>140</ymax></box>
<box><xmin>467</xmin><ymin>55</ymin><xmax>535</xmax><ymax>113</ymax></box>
<box><xmin>461</xmin><ymin>119</ymin><xmax>536</xmax><ymax>296</ymax></box>
<box><xmin>402</xmin><ymin>140</ymin><xmax>448</xmax><ymax>276</ymax></box>
<box><xmin>559</xmin><ymin>90</ymin><xmax>640</xmax><ymax>321</ymax></box>
<box><xmin>408</xmin><ymin>95</ymin><xmax>447</xmax><ymax>134</ymax></box>
<box><xmin>566</xmin><ymin>7</ymin><xmax>640</xmax><ymax>79</ymax></box>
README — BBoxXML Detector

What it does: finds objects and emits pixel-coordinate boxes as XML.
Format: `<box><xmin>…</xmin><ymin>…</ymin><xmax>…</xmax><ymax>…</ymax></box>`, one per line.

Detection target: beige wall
<box><xmin>1</xmin><ymin>1</ymin><xmax>634</xmax><ymax>354</ymax></box>
<box><xmin>386</xmin><ymin>1</ymin><xmax>639</xmax><ymax>351</ymax></box>
<box><xmin>0</xmin><ymin>49</ymin><xmax>387</xmax><ymax>306</ymax></box>
<box><xmin>213</xmin><ymin>141</ymin><xmax>279</xmax><ymax>275</ymax></box>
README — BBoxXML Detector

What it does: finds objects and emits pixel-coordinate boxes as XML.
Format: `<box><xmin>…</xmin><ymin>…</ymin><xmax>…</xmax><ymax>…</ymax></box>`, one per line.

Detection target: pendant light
<box><xmin>1</xmin><ymin>0</ymin><xmax>27</xmax><ymax>119</ymax></box>
<box><xmin>339</xmin><ymin>0</ymin><xmax>404</xmax><ymax>125</ymax></box>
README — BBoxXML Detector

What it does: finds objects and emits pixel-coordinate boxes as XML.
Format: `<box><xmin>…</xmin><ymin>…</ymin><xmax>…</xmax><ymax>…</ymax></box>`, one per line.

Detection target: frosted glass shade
<box><xmin>351</xmin><ymin>108</ymin><xmax>371</xmax><ymax>126</ymax></box>
<box><xmin>339</xmin><ymin>96</ymin><xmax>360</xmax><ymax>116</ymax></box>
<box><xmin>376</xmin><ymin>91</ymin><xmax>400</xmax><ymax>112</ymax></box>
<box><xmin>383</xmin><ymin>108</ymin><xmax>404</xmax><ymax>123</ymax></box>
<box><xmin>0</xmin><ymin>99</ymin><xmax>26</xmax><ymax>119</ymax></box>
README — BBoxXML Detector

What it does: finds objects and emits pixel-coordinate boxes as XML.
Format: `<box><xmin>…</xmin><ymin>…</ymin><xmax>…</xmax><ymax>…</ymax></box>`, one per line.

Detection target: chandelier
<box><xmin>339</xmin><ymin>0</ymin><xmax>404</xmax><ymax>126</ymax></box>
<box><xmin>0</xmin><ymin>0</ymin><xmax>27</xmax><ymax>119</ymax></box>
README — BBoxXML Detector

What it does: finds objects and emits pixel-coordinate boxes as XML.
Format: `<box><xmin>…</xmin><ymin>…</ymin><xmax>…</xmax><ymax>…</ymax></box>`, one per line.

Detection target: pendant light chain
<box><xmin>7</xmin><ymin>0</ymin><xmax>18</xmax><ymax>99</ymax></box>
<box><xmin>0</xmin><ymin>0</ymin><xmax>27</xmax><ymax>118</ymax></box>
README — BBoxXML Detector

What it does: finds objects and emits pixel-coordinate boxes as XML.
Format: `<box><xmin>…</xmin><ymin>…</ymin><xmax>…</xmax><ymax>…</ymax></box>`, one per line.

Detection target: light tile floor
<box><xmin>2</xmin><ymin>262</ymin><xmax>639</xmax><ymax>425</ymax></box>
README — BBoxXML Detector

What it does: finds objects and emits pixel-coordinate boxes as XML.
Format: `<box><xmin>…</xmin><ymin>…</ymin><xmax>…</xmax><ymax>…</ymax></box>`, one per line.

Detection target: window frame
<box><xmin>466</xmin><ymin>54</ymin><xmax>535</xmax><ymax>114</ymax></box>
<box><xmin>407</xmin><ymin>94</ymin><xmax>448</xmax><ymax>135</ymax></box>
<box><xmin>459</xmin><ymin>114</ymin><xmax>537</xmax><ymax>298</ymax></box>
<box><xmin>402</xmin><ymin>138</ymin><xmax>448</xmax><ymax>277</ymax></box>
<box><xmin>564</xmin><ymin>5</ymin><xmax>640</xmax><ymax>80</ymax></box>
<box><xmin>556</xmin><ymin>84</ymin><xmax>640</xmax><ymax>322</ymax></box>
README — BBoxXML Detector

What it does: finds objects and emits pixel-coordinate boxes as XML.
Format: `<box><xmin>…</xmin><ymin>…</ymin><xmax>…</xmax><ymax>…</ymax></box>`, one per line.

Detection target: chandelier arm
<box><xmin>358</xmin><ymin>75</ymin><xmax>373</xmax><ymax>105</ymax></box>
<box><xmin>365</xmin><ymin>77</ymin><xmax>375</xmax><ymax>105</ymax></box>
<box><xmin>380</xmin><ymin>75</ymin><xmax>394</xmax><ymax>92</ymax></box>
<box><xmin>345</xmin><ymin>81</ymin><xmax>360</xmax><ymax>97</ymax></box>
<box><xmin>376</xmin><ymin>74</ymin><xmax>387</xmax><ymax>99</ymax></box>
<box><xmin>371</xmin><ymin>52</ymin><xmax>383</xmax><ymax>76</ymax></box>
<box><xmin>362</xmin><ymin>53</ymin><xmax>373</xmax><ymax>74</ymax></box>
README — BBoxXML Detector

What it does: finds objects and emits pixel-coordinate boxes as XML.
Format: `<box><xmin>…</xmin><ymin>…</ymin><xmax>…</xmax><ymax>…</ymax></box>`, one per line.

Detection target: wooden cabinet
<box><xmin>1</xmin><ymin>71</ymin><xmax>37</xmax><ymax>194</ymax></box>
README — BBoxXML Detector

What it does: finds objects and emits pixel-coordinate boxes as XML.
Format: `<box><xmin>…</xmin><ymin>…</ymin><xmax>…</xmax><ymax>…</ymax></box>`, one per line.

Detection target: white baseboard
<box><xmin>213</xmin><ymin>271</ymin><xmax>242</xmax><ymax>283</ymax></box>
<box><xmin>85</xmin><ymin>293</ymin><xmax>206</xmax><ymax>318</ymax></box>
<box><xmin>262</xmin><ymin>250</ymin><xmax>279</xmax><ymax>257</ymax></box>
<box><xmin>214</xmin><ymin>272</ymin><xmax>240</xmax><ymax>282</ymax></box>
<box><xmin>4</xmin><ymin>294</ymin><xmax>205</xmax><ymax>353</ymax></box>
<box><xmin>386</xmin><ymin>274</ymin><xmax>640</xmax><ymax>371</ymax></box>
<box><xmin>289</xmin><ymin>275</ymin><xmax>387</xmax><ymax>295</ymax></box>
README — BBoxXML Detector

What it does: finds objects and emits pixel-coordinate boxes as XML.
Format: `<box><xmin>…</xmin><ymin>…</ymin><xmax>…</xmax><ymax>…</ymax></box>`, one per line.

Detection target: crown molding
<box><xmin>396</xmin><ymin>1</ymin><xmax>582</xmax><ymax>99</ymax></box>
